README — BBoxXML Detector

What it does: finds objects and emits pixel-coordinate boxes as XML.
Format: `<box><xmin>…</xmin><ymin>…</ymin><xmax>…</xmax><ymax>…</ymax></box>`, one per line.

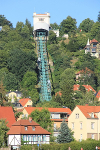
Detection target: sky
<box><xmin>0</xmin><ymin>0</ymin><xmax>100</xmax><ymax>28</ymax></box>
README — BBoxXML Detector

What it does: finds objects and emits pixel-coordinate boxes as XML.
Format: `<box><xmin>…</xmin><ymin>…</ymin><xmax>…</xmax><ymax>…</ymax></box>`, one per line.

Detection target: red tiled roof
<box><xmin>73</xmin><ymin>84</ymin><xmax>96</xmax><ymax>93</ymax></box>
<box><xmin>25</xmin><ymin>107</ymin><xmax>72</xmax><ymax>115</ymax></box>
<box><xmin>90</xmin><ymin>39</ymin><xmax>98</xmax><ymax>44</ymax></box>
<box><xmin>0</xmin><ymin>107</ymin><xmax>16</xmax><ymax>127</ymax></box>
<box><xmin>77</xmin><ymin>105</ymin><xmax>100</xmax><ymax>118</ymax></box>
<box><xmin>73</xmin><ymin>84</ymin><xmax>80</xmax><ymax>91</ymax></box>
<box><xmin>76</xmin><ymin>67</ymin><xmax>93</xmax><ymax>75</ymax></box>
<box><xmin>7</xmin><ymin>119</ymin><xmax>51</xmax><ymax>135</ymax></box>
<box><xmin>19</xmin><ymin>98</ymin><xmax>31</xmax><ymax>107</ymax></box>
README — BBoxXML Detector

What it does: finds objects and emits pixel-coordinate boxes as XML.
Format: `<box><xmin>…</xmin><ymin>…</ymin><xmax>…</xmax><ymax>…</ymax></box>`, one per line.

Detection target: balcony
<box><xmin>92</xmin><ymin>48</ymin><xmax>96</xmax><ymax>53</ymax></box>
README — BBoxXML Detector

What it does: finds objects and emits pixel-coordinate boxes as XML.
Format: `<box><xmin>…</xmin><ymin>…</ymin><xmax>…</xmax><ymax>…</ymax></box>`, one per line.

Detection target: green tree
<box><xmin>97</xmin><ymin>11</ymin><xmax>100</xmax><ymax>22</ymax></box>
<box><xmin>3</xmin><ymin>72</ymin><xmax>19</xmax><ymax>91</ymax></box>
<box><xmin>60</xmin><ymin>16</ymin><xmax>77</xmax><ymax>35</ymax></box>
<box><xmin>90</xmin><ymin>22</ymin><xmax>100</xmax><ymax>39</ymax></box>
<box><xmin>78</xmin><ymin>18</ymin><xmax>94</xmax><ymax>32</ymax></box>
<box><xmin>60</xmin><ymin>68</ymin><xmax>75</xmax><ymax>110</ymax></box>
<box><xmin>0</xmin><ymin>15</ymin><xmax>13</xmax><ymax>28</ymax></box>
<box><xmin>16</xmin><ymin>22</ymin><xmax>24</xmax><ymax>33</ymax></box>
<box><xmin>48</xmin><ymin>30</ymin><xmax>57</xmax><ymax>44</ymax></box>
<box><xmin>0</xmin><ymin>119</ymin><xmax>9</xmax><ymax>147</ymax></box>
<box><xmin>25</xmin><ymin>19</ymin><xmax>33</xmax><ymax>35</ymax></box>
<box><xmin>21</xmin><ymin>25</ymin><xmax>30</xmax><ymax>39</ymax></box>
<box><xmin>50</xmin><ymin>23</ymin><xmax>59</xmax><ymax>29</ymax></box>
<box><xmin>7</xmin><ymin>49</ymin><xmax>37</xmax><ymax>81</ymax></box>
<box><xmin>57</xmin><ymin>119</ymin><xmax>73</xmax><ymax>143</ymax></box>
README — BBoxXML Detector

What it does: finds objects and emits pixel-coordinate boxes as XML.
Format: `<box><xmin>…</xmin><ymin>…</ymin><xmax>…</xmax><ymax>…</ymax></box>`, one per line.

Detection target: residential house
<box><xmin>73</xmin><ymin>84</ymin><xmax>96</xmax><ymax>94</ymax></box>
<box><xmin>75</xmin><ymin>67</ymin><xmax>93</xmax><ymax>81</ymax></box>
<box><xmin>0</xmin><ymin>106</ymin><xmax>16</xmax><ymax>128</ymax></box>
<box><xmin>7</xmin><ymin>118</ymin><xmax>51</xmax><ymax>149</ymax></box>
<box><xmin>96</xmin><ymin>90</ymin><xmax>100</xmax><ymax>101</ymax></box>
<box><xmin>18</xmin><ymin>107</ymin><xmax>71</xmax><ymax>137</ymax></box>
<box><xmin>6</xmin><ymin>90</ymin><xmax>22</xmax><ymax>103</ymax></box>
<box><xmin>19</xmin><ymin>98</ymin><xmax>32</xmax><ymax>108</ymax></box>
<box><xmin>68</xmin><ymin>105</ymin><xmax>100</xmax><ymax>141</ymax></box>
<box><xmin>85</xmin><ymin>39</ymin><xmax>100</xmax><ymax>58</ymax></box>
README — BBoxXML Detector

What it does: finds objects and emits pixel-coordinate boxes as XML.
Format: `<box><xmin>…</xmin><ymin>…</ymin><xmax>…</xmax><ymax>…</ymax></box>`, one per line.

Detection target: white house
<box><xmin>7</xmin><ymin>118</ymin><xmax>51</xmax><ymax>149</ymax></box>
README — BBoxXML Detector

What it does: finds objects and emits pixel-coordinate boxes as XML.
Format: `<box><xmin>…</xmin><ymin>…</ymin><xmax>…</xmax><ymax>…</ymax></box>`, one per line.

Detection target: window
<box><xmin>43</xmin><ymin>135</ymin><xmax>46</xmax><ymax>142</ymax></box>
<box><xmin>93</xmin><ymin>44</ymin><xmax>96</xmax><ymax>47</ymax></box>
<box><xmin>39</xmin><ymin>18</ymin><xmax>44</xmax><ymax>21</ymax></box>
<box><xmin>25</xmin><ymin>126</ymin><xmax>28</xmax><ymax>130</ymax></box>
<box><xmin>23</xmin><ymin>135</ymin><xmax>26</xmax><ymax>141</ymax></box>
<box><xmin>72</xmin><ymin>122</ymin><xmax>74</xmax><ymax>130</ymax></box>
<box><xmin>54</xmin><ymin>113</ymin><xmax>60</xmax><ymax>119</ymax></box>
<box><xmin>91</xmin><ymin>134</ymin><xmax>94</xmax><ymax>139</ymax></box>
<box><xmin>91</xmin><ymin>112</ymin><xmax>94</xmax><ymax>118</ymax></box>
<box><xmin>32</xmin><ymin>126</ymin><xmax>35</xmax><ymax>131</ymax></box>
<box><xmin>80</xmin><ymin>134</ymin><xmax>82</xmax><ymax>141</ymax></box>
<box><xmin>80</xmin><ymin>123</ymin><xmax>82</xmax><ymax>129</ymax></box>
<box><xmin>76</xmin><ymin>113</ymin><xmax>79</xmax><ymax>119</ymax></box>
<box><xmin>92</xmin><ymin>48</ymin><xmax>96</xmax><ymax>52</ymax></box>
<box><xmin>91</xmin><ymin>122</ymin><xmax>94</xmax><ymax>129</ymax></box>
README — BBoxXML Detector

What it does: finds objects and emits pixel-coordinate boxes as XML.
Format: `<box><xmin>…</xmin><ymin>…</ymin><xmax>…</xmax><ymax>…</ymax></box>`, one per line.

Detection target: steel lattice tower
<box><xmin>36</xmin><ymin>31</ymin><xmax>51</xmax><ymax>101</ymax></box>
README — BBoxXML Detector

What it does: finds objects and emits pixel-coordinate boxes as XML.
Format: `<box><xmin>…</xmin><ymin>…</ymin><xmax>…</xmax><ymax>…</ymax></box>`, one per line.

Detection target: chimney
<box><xmin>29</xmin><ymin>117</ymin><xmax>32</xmax><ymax>122</ymax></box>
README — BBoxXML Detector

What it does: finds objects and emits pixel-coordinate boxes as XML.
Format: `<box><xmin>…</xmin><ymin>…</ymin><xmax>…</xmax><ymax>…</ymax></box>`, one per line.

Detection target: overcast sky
<box><xmin>0</xmin><ymin>0</ymin><xmax>100</xmax><ymax>28</ymax></box>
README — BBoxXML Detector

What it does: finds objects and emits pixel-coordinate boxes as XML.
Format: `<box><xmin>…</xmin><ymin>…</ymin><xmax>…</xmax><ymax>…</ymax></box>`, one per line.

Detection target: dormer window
<box><xmin>91</xmin><ymin>112</ymin><xmax>94</xmax><ymax>118</ymax></box>
<box><xmin>25</xmin><ymin>126</ymin><xmax>28</xmax><ymax>130</ymax></box>
<box><xmin>32</xmin><ymin>126</ymin><xmax>35</xmax><ymax>131</ymax></box>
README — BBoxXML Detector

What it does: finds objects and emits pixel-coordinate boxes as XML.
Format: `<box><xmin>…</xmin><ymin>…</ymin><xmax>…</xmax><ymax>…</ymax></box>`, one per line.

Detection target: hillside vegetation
<box><xmin>0</xmin><ymin>13</ymin><xmax>100</xmax><ymax>109</ymax></box>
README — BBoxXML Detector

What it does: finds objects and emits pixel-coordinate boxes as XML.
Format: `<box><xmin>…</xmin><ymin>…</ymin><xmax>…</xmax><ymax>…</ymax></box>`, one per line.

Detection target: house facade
<box><xmin>6</xmin><ymin>91</ymin><xmax>22</xmax><ymax>103</ymax></box>
<box><xmin>85</xmin><ymin>39</ymin><xmax>100</xmax><ymax>58</ymax></box>
<box><xmin>68</xmin><ymin>105</ymin><xmax>100</xmax><ymax>141</ymax></box>
<box><xmin>19</xmin><ymin>98</ymin><xmax>32</xmax><ymax>108</ymax></box>
<box><xmin>7</xmin><ymin>119</ymin><xmax>51</xmax><ymax>149</ymax></box>
<box><xmin>17</xmin><ymin>107</ymin><xmax>71</xmax><ymax>137</ymax></box>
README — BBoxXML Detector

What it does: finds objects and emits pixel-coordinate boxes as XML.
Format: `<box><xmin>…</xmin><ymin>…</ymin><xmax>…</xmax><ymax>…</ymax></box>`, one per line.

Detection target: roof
<box><xmin>90</xmin><ymin>39</ymin><xmax>98</xmax><ymax>44</ymax></box>
<box><xmin>0</xmin><ymin>107</ymin><xmax>16</xmax><ymax>127</ymax></box>
<box><xmin>96</xmin><ymin>90</ymin><xmax>100</xmax><ymax>99</ymax></box>
<box><xmin>19</xmin><ymin>98</ymin><xmax>32</xmax><ymax>107</ymax></box>
<box><xmin>77</xmin><ymin>105</ymin><xmax>100</xmax><ymax>118</ymax></box>
<box><xmin>73</xmin><ymin>84</ymin><xmax>96</xmax><ymax>93</ymax></box>
<box><xmin>25</xmin><ymin>107</ymin><xmax>72</xmax><ymax>115</ymax></box>
<box><xmin>76</xmin><ymin>67</ymin><xmax>93</xmax><ymax>75</ymax></box>
<box><xmin>7</xmin><ymin>119</ymin><xmax>51</xmax><ymax>135</ymax></box>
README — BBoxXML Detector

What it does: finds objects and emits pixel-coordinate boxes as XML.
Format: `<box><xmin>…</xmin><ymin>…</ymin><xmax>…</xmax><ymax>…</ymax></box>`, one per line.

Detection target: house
<box><xmin>75</xmin><ymin>67</ymin><xmax>93</xmax><ymax>81</ymax></box>
<box><xmin>68</xmin><ymin>105</ymin><xmax>100</xmax><ymax>141</ymax></box>
<box><xmin>85</xmin><ymin>39</ymin><xmax>100</xmax><ymax>58</ymax></box>
<box><xmin>19</xmin><ymin>98</ymin><xmax>32</xmax><ymax>107</ymax></box>
<box><xmin>18</xmin><ymin>107</ymin><xmax>71</xmax><ymax>137</ymax></box>
<box><xmin>6</xmin><ymin>90</ymin><xmax>22</xmax><ymax>103</ymax></box>
<box><xmin>7</xmin><ymin>118</ymin><xmax>51</xmax><ymax>149</ymax></box>
<box><xmin>0</xmin><ymin>106</ymin><xmax>16</xmax><ymax>128</ymax></box>
<box><xmin>73</xmin><ymin>84</ymin><xmax>96</xmax><ymax>94</ymax></box>
<box><xmin>55</xmin><ymin>91</ymin><xmax>62</xmax><ymax>97</ymax></box>
<box><xmin>96</xmin><ymin>90</ymin><xmax>100</xmax><ymax>101</ymax></box>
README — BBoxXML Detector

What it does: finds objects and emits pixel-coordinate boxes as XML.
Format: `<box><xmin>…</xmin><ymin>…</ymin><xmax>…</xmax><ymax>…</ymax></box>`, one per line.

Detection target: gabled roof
<box><xmin>90</xmin><ymin>39</ymin><xmax>98</xmax><ymax>44</ymax></box>
<box><xmin>0</xmin><ymin>107</ymin><xmax>16</xmax><ymax>127</ymax></box>
<box><xmin>25</xmin><ymin>107</ymin><xmax>71</xmax><ymax>115</ymax></box>
<box><xmin>77</xmin><ymin>105</ymin><xmax>100</xmax><ymax>118</ymax></box>
<box><xmin>19</xmin><ymin>98</ymin><xmax>32</xmax><ymax>107</ymax></box>
<box><xmin>7</xmin><ymin>119</ymin><xmax>51</xmax><ymax>135</ymax></box>
<box><xmin>76</xmin><ymin>67</ymin><xmax>93</xmax><ymax>75</ymax></box>
<box><xmin>73</xmin><ymin>84</ymin><xmax>96</xmax><ymax>93</ymax></box>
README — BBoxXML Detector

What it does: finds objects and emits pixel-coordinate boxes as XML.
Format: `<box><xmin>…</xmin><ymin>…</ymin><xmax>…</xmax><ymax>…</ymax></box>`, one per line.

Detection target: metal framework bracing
<box><xmin>37</xmin><ymin>31</ymin><xmax>51</xmax><ymax>101</ymax></box>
